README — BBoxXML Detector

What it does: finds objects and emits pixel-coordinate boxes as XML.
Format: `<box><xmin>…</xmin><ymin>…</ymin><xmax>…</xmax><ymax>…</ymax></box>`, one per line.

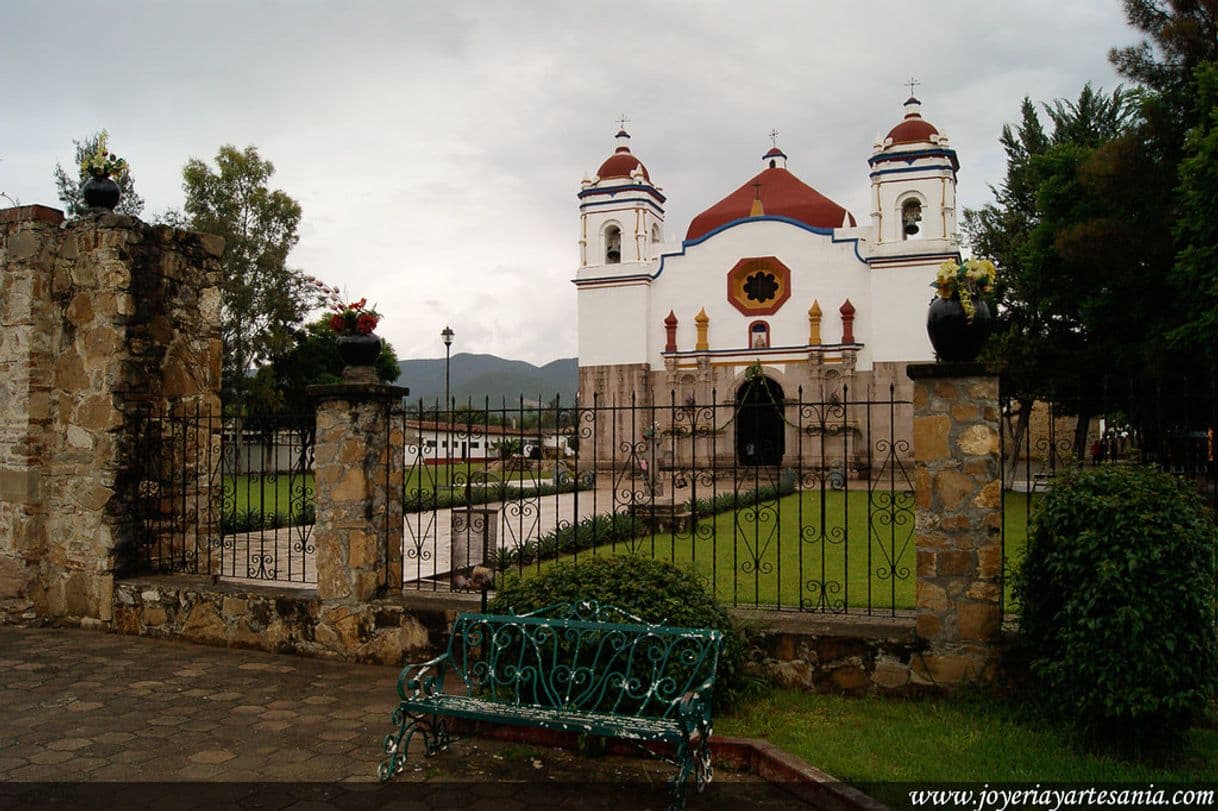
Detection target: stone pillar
<box><xmin>907</xmin><ymin>362</ymin><xmax>1003</xmax><ymax>685</ymax></box>
<box><xmin>310</xmin><ymin>383</ymin><xmax>406</xmax><ymax>602</ymax></box>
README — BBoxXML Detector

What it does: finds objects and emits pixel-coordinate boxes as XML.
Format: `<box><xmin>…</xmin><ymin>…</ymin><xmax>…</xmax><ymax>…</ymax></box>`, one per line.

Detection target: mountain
<box><xmin>394</xmin><ymin>353</ymin><xmax>577</xmax><ymax>407</ymax></box>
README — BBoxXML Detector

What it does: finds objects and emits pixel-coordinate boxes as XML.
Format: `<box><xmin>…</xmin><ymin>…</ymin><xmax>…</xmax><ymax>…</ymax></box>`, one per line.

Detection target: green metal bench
<box><xmin>378</xmin><ymin>600</ymin><xmax>722</xmax><ymax>809</ymax></box>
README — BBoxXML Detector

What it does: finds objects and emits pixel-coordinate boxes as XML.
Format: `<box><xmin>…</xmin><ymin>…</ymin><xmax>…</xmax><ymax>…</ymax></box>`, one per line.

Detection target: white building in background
<box><xmin>575</xmin><ymin>97</ymin><xmax>961</xmax><ymax>468</ymax></box>
<box><xmin>404</xmin><ymin>420</ymin><xmax>543</xmax><ymax>465</ymax></box>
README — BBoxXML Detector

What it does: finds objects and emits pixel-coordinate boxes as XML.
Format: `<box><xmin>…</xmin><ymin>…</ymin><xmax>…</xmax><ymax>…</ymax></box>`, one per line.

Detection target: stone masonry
<box><xmin>309</xmin><ymin>382</ymin><xmax>407</xmax><ymax>604</ymax></box>
<box><xmin>907</xmin><ymin>362</ymin><xmax>1003</xmax><ymax>685</ymax></box>
<box><xmin>0</xmin><ymin>206</ymin><xmax>222</xmax><ymax>622</ymax></box>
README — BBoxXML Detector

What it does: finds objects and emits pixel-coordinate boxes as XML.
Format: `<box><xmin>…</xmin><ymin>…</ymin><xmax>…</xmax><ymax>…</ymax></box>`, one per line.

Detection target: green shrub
<box><xmin>1013</xmin><ymin>464</ymin><xmax>1217</xmax><ymax>747</ymax></box>
<box><xmin>402</xmin><ymin>478</ymin><xmax>587</xmax><ymax>513</ymax></box>
<box><xmin>489</xmin><ymin>555</ymin><xmax>753</xmax><ymax>711</ymax></box>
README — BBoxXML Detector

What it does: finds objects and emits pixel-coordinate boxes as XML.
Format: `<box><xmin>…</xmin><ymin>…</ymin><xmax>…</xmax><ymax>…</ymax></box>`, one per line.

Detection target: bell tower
<box><xmin>864</xmin><ymin>94</ymin><xmax>960</xmax><ymax>367</ymax></box>
<box><xmin>868</xmin><ymin>96</ymin><xmax>959</xmax><ymax>248</ymax></box>
<box><xmin>578</xmin><ymin>126</ymin><xmax>666</xmax><ymax>268</ymax></box>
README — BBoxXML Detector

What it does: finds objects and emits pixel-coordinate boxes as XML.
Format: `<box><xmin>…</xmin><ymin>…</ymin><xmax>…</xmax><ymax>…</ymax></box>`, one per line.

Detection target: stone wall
<box><xmin>112</xmin><ymin>576</ymin><xmax>451</xmax><ymax>665</ymax></box>
<box><xmin>0</xmin><ymin>206</ymin><xmax>222</xmax><ymax>621</ymax></box>
<box><xmin>108</xmin><ymin>576</ymin><xmax>936</xmax><ymax>695</ymax></box>
<box><xmin>745</xmin><ymin>614</ymin><xmax>925</xmax><ymax>695</ymax></box>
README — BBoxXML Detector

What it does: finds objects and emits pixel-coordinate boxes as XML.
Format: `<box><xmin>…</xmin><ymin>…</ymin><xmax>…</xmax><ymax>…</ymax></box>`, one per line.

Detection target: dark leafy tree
<box><xmin>1171</xmin><ymin>62</ymin><xmax>1218</xmax><ymax>364</ymax></box>
<box><xmin>180</xmin><ymin>145</ymin><xmax>306</xmax><ymax>407</ymax></box>
<box><xmin>1107</xmin><ymin>0</ymin><xmax>1218</xmax><ymax>431</ymax></box>
<box><xmin>53</xmin><ymin>130</ymin><xmax>145</xmax><ymax>217</ymax></box>
<box><xmin>964</xmin><ymin>85</ymin><xmax>1142</xmax><ymax>460</ymax></box>
<box><xmin>246</xmin><ymin>318</ymin><xmax>400</xmax><ymax>416</ymax></box>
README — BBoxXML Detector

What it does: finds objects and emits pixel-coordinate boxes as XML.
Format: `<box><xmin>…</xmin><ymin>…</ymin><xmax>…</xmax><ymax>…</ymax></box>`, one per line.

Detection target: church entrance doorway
<box><xmin>736</xmin><ymin>376</ymin><xmax>785</xmax><ymax>466</ymax></box>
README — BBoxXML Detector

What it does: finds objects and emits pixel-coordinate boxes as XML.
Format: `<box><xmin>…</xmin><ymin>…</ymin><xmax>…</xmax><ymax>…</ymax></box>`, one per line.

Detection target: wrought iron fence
<box><xmin>998</xmin><ymin>373</ymin><xmax>1218</xmax><ymax>618</ymax></box>
<box><xmin>129</xmin><ymin>383</ymin><xmax>918</xmax><ymax>613</ymax></box>
<box><xmin>401</xmin><ymin>384</ymin><xmax>916</xmax><ymax>615</ymax></box>
<box><xmin>130</xmin><ymin>403</ymin><xmax>316</xmax><ymax>584</ymax></box>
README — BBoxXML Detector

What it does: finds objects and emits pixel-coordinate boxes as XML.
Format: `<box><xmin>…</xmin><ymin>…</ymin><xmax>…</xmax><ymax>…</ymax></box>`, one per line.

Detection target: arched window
<box><xmin>748</xmin><ymin>321</ymin><xmax>770</xmax><ymax>349</ymax></box>
<box><xmin>651</xmin><ymin>223</ymin><xmax>661</xmax><ymax>243</ymax></box>
<box><xmin>901</xmin><ymin>199</ymin><xmax>923</xmax><ymax>240</ymax></box>
<box><xmin>604</xmin><ymin>224</ymin><xmax>621</xmax><ymax>264</ymax></box>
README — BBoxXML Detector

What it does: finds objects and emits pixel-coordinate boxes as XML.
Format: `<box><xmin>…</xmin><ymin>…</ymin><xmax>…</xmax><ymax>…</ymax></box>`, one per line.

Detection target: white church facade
<box><xmin>574</xmin><ymin>98</ymin><xmax>961</xmax><ymax>470</ymax></box>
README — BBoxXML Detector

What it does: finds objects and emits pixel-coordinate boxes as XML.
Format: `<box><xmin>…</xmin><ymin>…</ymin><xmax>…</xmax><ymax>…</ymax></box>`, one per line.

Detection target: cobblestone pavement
<box><xmin>0</xmin><ymin>627</ymin><xmax>803</xmax><ymax>810</ymax></box>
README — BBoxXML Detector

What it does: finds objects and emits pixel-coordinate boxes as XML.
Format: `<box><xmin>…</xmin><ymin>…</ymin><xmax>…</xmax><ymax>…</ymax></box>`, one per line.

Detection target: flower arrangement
<box><xmin>80</xmin><ymin>131</ymin><xmax>128</xmax><ymax>179</ymax></box>
<box><xmin>932</xmin><ymin>258</ymin><xmax>997</xmax><ymax>323</ymax></box>
<box><xmin>305</xmin><ymin>275</ymin><xmax>380</xmax><ymax>336</ymax></box>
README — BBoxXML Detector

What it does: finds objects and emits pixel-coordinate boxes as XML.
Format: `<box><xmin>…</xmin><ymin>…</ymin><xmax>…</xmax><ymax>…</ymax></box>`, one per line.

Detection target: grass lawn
<box><xmin>719</xmin><ymin>689</ymin><xmax>1218</xmax><ymax>804</ymax></box>
<box><xmin>538</xmin><ymin>491</ymin><xmax>1034</xmax><ymax>613</ymax></box>
<box><xmin>225</xmin><ymin>473</ymin><xmax>314</xmax><ymax>520</ymax></box>
<box><xmin>223</xmin><ymin>462</ymin><xmax>547</xmax><ymax>521</ymax></box>
<box><xmin>404</xmin><ymin>461</ymin><xmax>541</xmax><ymax>491</ymax></box>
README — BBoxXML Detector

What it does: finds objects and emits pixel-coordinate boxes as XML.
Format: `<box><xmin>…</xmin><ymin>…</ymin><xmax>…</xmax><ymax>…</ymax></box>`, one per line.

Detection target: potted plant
<box><xmin>927</xmin><ymin>257</ymin><xmax>996</xmax><ymax>362</ymax></box>
<box><xmin>306</xmin><ymin>275</ymin><xmax>382</xmax><ymax>367</ymax></box>
<box><xmin>80</xmin><ymin>131</ymin><xmax>128</xmax><ymax>211</ymax></box>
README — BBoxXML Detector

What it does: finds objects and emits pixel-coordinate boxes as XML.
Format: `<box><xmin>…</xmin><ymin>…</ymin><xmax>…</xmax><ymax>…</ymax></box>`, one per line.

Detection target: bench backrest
<box><xmin>445</xmin><ymin>600</ymin><xmax>721</xmax><ymax>719</ymax></box>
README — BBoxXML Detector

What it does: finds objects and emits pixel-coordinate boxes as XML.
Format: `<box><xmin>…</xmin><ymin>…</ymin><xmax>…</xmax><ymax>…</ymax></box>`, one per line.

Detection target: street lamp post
<box><xmin>441</xmin><ymin>326</ymin><xmax>454</xmax><ymax>487</ymax></box>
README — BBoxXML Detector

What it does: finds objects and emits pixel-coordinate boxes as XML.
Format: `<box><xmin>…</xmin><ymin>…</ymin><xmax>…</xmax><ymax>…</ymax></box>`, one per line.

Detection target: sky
<box><xmin>1</xmin><ymin>1</ymin><xmax>1138</xmax><ymax>365</ymax></box>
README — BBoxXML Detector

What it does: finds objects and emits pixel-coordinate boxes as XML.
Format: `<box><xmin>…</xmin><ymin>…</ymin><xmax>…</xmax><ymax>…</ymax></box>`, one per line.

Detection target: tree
<box><xmin>1170</xmin><ymin>62</ymin><xmax>1218</xmax><ymax>364</ymax></box>
<box><xmin>491</xmin><ymin>438</ymin><xmax>524</xmax><ymax>459</ymax></box>
<box><xmin>964</xmin><ymin>85</ymin><xmax>1144</xmax><ymax>460</ymax></box>
<box><xmin>181</xmin><ymin>145</ymin><xmax>306</xmax><ymax>406</ymax></box>
<box><xmin>1107</xmin><ymin>0</ymin><xmax>1218</xmax><ymax>433</ymax></box>
<box><xmin>246</xmin><ymin>318</ymin><xmax>400</xmax><ymax>416</ymax></box>
<box><xmin>53</xmin><ymin>130</ymin><xmax>145</xmax><ymax>217</ymax></box>
<box><xmin>1110</xmin><ymin>0</ymin><xmax>1218</xmax><ymax>138</ymax></box>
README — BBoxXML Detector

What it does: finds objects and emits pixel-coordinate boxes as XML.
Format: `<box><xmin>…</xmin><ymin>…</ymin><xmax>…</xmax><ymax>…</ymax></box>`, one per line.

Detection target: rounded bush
<box><xmin>1013</xmin><ymin>464</ymin><xmax>1217</xmax><ymax>745</ymax></box>
<box><xmin>489</xmin><ymin>555</ymin><xmax>751</xmax><ymax>710</ymax></box>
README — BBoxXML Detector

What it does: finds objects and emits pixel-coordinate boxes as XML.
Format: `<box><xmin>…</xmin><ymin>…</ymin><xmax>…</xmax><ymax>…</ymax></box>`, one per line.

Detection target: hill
<box><xmin>394</xmin><ymin>353</ymin><xmax>577</xmax><ymax>407</ymax></box>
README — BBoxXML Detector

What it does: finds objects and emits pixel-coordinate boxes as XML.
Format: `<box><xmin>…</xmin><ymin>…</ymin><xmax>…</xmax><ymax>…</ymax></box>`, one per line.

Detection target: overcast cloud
<box><xmin>1</xmin><ymin>1</ymin><xmax>1136</xmax><ymax>364</ymax></box>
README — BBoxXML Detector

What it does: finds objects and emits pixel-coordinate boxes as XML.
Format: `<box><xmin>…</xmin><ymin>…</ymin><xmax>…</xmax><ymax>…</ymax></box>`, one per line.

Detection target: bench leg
<box><xmin>378</xmin><ymin>706</ymin><xmax>451</xmax><ymax>781</ymax></box>
<box><xmin>668</xmin><ymin>726</ymin><xmax>713</xmax><ymax>810</ymax></box>
<box><xmin>669</xmin><ymin>738</ymin><xmax>691</xmax><ymax>810</ymax></box>
<box><xmin>694</xmin><ymin>734</ymin><xmax>713</xmax><ymax>793</ymax></box>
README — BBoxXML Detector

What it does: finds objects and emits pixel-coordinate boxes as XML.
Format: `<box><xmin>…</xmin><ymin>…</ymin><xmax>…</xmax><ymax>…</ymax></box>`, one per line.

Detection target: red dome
<box><xmin>597</xmin><ymin>149</ymin><xmax>650</xmax><ymax>182</ymax></box>
<box><xmin>887</xmin><ymin>118</ymin><xmax>939</xmax><ymax>144</ymax></box>
<box><xmin>685</xmin><ymin>166</ymin><xmax>855</xmax><ymax>240</ymax></box>
<box><xmin>885</xmin><ymin>96</ymin><xmax>940</xmax><ymax>145</ymax></box>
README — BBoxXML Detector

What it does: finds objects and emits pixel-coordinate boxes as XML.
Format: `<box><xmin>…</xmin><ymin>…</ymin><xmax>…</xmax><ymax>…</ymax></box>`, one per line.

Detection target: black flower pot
<box><xmin>82</xmin><ymin>175</ymin><xmax>120</xmax><ymax>210</ymax></box>
<box><xmin>927</xmin><ymin>295</ymin><xmax>992</xmax><ymax>363</ymax></box>
<box><xmin>337</xmin><ymin>333</ymin><xmax>382</xmax><ymax>367</ymax></box>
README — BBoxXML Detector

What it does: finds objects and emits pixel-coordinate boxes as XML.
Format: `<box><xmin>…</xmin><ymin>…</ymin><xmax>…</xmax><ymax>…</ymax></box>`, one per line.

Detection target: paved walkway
<box><xmin>217</xmin><ymin>483</ymin><xmax>648</xmax><ymax>589</ymax></box>
<box><xmin>0</xmin><ymin>626</ymin><xmax>801</xmax><ymax>809</ymax></box>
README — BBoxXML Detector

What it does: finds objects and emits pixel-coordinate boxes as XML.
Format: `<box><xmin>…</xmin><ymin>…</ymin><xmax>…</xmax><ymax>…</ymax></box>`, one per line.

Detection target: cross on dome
<box><xmin>769</xmin><ymin>128</ymin><xmax>780</xmax><ymax>148</ymax></box>
<box><xmin>905</xmin><ymin>75</ymin><xmax>920</xmax><ymax>96</ymax></box>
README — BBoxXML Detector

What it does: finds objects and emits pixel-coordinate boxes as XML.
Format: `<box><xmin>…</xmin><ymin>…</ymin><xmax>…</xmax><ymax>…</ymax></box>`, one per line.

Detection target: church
<box><xmin>574</xmin><ymin>97</ymin><xmax>961</xmax><ymax>470</ymax></box>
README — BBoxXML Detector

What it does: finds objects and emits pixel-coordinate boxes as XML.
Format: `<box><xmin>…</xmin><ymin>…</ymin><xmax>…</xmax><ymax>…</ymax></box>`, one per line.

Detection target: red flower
<box><xmin>356</xmin><ymin>313</ymin><xmax>378</xmax><ymax>335</ymax></box>
<box><xmin>329</xmin><ymin>314</ymin><xmax>345</xmax><ymax>333</ymax></box>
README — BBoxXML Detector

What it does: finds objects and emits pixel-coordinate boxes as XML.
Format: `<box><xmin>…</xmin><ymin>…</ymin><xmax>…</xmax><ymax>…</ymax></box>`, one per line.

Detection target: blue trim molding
<box><xmin>868</xmin><ymin>147</ymin><xmax>959</xmax><ymax>167</ymax></box>
<box><xmin>649</xmin><ymin>216</ymin><xmax>868</xmax><ymax>280</ymax></box>
<box><xmin>578</xmin><ymin>184</ymin><xmax>667</xmax><ymax>204</ymax></box>
<box><xmin>579</xmin><ymin>197</ymin><xmax>666</xmax><ymax>214</ymax></box>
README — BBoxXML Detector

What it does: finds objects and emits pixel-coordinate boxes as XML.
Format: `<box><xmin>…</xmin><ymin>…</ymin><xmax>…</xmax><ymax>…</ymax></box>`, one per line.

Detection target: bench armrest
<box><xmin>672</xmin><ymin>677</ymin><xmax>715</xmax><ymax>735</ymax></box>
<box><xmin>396</xmin><ymin>653</ymin><xmax>451</xmax><ymax>701</ymax></box>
